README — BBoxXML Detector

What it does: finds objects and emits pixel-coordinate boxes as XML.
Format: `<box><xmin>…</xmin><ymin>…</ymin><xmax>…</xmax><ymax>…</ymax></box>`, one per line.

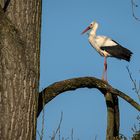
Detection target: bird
<box><xmin>81</xmin><ymin>21</ymin><xmax>133</xmax><ymax>81</ymax></box>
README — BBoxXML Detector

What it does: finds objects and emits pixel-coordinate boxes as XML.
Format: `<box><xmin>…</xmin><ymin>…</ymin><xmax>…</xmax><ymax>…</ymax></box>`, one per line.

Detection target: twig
<box><xmin>71</xmin><ymin>128</ymin><xmax>73</xmax><ymax>140</ymax></box>
<box><xmin>50</xmin><ymin>112</ymin><xmax>63</xmax><ymax>140</ymax></box>
<box><xmin>37</xmin><ymin>130</ymin><xmax>41</xmax><ymax>140</ymax></box>
<box><xmin>131</xmin><ymin>0</ymin><xmax>140</xmax><ymax>21</ymax></box>
<box><xmin>55</xmin><ymin>112</ymin><xmax>63</xmax><ymax>137</ymax></box>
<box><xmin>94</xmin><ymin>135</ymin><xmax>98</xmax><ymax>140</ymax></box>
<box><xmin>126</xmin><ymin>66</ymin><xmax>140</xmax><ymax>101</ymax></box>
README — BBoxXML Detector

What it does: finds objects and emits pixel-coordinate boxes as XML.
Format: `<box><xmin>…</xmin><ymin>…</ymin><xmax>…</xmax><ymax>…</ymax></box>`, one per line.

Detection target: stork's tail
<box><xmin>121</xmin><ymin>48</ymin><xmax>133</xmax><ymax>62</ymax></box>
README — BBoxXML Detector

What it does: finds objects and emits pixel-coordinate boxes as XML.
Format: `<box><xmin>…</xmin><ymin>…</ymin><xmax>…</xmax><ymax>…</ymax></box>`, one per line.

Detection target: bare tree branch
<box><xmin>37</xmin><ymin>76</ymin><xmax>140</xmax><ymax>138</ymax></box>
<box><xmin>131</xmin><ymin>0</ymin><xmax>140</xmax><ymax>21</ymax></box>
<box><xmin>49</xmin><ymin>112</ymin><xmax>63</xmax><ymax>140</ymax></box>
<box><xmin>37</xmin><ymin>77</ymin><xmax>140</xmax><ymax>117</ymax></box>
<box><xmin>126</xmin><ymin>66</ymin><xmax>140</xmax><ymax>101</ymax></box>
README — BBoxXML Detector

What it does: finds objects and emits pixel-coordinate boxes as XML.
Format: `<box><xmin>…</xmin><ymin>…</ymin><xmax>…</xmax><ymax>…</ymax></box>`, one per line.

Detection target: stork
<box><xmin>82</xmin><ymin>21</ymin><xmax>133</xmax><ymax>81</ymax></box>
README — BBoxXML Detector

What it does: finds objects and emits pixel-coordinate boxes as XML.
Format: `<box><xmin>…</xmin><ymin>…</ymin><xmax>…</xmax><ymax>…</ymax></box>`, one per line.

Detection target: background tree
<box><xmin>0</xmin><ymin>0</ymin><xmax>41</xmax><ymax>139</ymax></box>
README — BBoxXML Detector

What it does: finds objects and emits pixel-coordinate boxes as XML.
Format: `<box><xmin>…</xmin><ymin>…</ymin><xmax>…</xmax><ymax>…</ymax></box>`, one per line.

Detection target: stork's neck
<box><xmin>89</xmin><ymin>28</ymin><xmax>97</xmax><ymax>38</ymax></box>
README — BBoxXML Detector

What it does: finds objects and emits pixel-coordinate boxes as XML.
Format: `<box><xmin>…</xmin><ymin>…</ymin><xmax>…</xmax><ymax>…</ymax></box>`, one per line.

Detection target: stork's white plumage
<box><xmin>82</xmin><ymin>21</ymin><xmax>133</xmax><ymax>81</ymax></box>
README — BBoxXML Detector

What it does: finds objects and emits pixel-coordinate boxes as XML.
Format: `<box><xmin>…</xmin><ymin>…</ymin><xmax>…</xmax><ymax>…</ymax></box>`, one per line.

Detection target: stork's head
<box><xmin>81</xmin><ymin>21</ymin><xmax>99</xmax><ymax>34</ymax></box>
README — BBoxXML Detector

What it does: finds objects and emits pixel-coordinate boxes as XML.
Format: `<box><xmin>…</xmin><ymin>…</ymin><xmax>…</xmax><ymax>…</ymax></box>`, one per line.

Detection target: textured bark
<box><xmin>0</xmin><ymin>0</ymin><xmax>10</xmax><ymax>12</ymax></box>
<box><xmin>0</xmin><ymin>0</ymin><xmax>41</xmax><ymax>140</ymax></box>
<box><xmin>105</xmin><ymin>92</ymin><xmax>115</xmax><ymax>139</ymax></box>
<box><xmin>105</xmin><ymin>93</ymin><xmax>120</xmax><ymax>139</ymax></box>
<box><xmin>113</xmin><ymin>96</ymin><xmax>120</xmax><ymax>137</ymax></box>
<box><xmin>38</xmin><ymin>77</ymin><xmax>140</xmax><ymax>117</ymax></box>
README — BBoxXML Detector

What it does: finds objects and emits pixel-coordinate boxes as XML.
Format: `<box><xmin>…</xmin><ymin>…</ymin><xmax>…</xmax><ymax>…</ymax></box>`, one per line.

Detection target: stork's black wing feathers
<box><xmin>101</xmin><ymin>40</ymin><xmax>133</xmax><ymax>62</ymax></box>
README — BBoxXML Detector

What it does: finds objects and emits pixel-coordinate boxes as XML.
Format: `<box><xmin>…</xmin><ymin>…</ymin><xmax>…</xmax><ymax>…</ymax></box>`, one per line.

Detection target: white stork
<box><xmin>82</xmin><ymin>21</ymin><xmax>133</xmax><ymax>81</ymax></box>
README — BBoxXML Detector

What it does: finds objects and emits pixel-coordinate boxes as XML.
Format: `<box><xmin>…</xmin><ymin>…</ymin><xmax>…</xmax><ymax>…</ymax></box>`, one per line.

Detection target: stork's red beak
<box><xmin>81</xmin><ymin>26</ymin><xmax>90</xmax><ymax>34</ymax></box>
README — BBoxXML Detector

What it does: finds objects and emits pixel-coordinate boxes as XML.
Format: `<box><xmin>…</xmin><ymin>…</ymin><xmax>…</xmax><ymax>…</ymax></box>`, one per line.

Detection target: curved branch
<box><xmin>37</xmin><ymin>76</ymin><xmax>140</xmax><ymax>117</ymax></box>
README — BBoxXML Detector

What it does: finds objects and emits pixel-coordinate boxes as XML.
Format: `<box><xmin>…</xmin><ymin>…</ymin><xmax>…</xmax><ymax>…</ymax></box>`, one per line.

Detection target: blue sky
<box><xmin>37</xmin><ymin>0</ymin><xmax>140</xmax><ymax>139</ymax></box>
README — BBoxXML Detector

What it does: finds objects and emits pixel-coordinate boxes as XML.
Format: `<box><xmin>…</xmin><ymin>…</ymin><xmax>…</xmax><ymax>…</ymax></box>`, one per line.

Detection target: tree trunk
<box><xmin>0</xmin><ymin>1</ymin><xmax>42</xmax><ymax>140</ymax></box>
<box><xmin>105</xmin><ymin>93</ymin><xmax>120</xmax><ymax>139</ymax></box>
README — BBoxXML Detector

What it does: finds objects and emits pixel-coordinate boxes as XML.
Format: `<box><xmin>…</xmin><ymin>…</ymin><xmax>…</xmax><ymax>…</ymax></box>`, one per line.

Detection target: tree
<box><xmin>0</xmin><ymin>1</ymin><xmax>140</xmax><ymax>140</ymax></box>
<box><xmin>0</xmin><ymin>0</ymin><xmax>41</xmax><ymax>139</ymax></box>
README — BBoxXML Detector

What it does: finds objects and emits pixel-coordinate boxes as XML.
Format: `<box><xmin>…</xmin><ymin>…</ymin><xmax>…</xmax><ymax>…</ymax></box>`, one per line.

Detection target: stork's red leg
<box><xmin>104</xmin><ymin>57</ymin><xmax>107</xmax><ymax>81</ymax></box>
<box><xmin>102</xmin><ymin>57</ymin><xmax>107</xmax><ymax>81</ymax></box>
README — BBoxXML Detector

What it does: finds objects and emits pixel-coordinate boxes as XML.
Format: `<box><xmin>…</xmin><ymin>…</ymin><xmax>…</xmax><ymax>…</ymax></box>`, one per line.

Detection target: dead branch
<box><xmin>126</xmin><ymin>66</ymin><xmax>140</xmax><ymax>101</ymax></box>
<box><xmin>49</xmin><ymin>112</ymin><xmax>63</xmax><ymax>140</ymax></box>
<box><xmin>37</xmin><ymin>76</ymin><xmax>140</xmax><ymax>139</ymax></box>
<box><xmin>131</xmin><ymin>0</ymin><xmax>140</xmax><ymax>21</ymax></box>
<box><xmin>37</xmin><ymin>76</ymin><xmax>140</xmax><ymax>117</ymax></box>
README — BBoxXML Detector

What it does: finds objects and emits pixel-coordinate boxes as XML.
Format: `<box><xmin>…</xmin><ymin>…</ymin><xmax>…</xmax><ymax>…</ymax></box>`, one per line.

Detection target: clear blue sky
<box><xmin>37</xmin><ymin>0</ymin><xmax>140</xmax><ymax>139</ymax></box>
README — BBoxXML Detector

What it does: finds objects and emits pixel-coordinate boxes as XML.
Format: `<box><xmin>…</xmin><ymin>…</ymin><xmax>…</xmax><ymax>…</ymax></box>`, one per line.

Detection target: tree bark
<box><xmin>113</xmin><ymin>95</ymin><xmax>120</xmax><ymax>137</ymax></box>
<box><xmin>105</xmin><ymin>92</ymin><xmax>115</xmax><ymax>139</ymax></box>
<box><xmin>0</xmin><ymin>1</ymin><xmax>42</xmax><ymax>140</ymax></box>
<box><xmin>105</xmin><ymin>93</ymin><xmax>120</xmax><ymax>139</ymax></box>
<box><xmin>38</xmin><ymin>77</ymin><xmax>140</xmax><ymax>117</ymax></box>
